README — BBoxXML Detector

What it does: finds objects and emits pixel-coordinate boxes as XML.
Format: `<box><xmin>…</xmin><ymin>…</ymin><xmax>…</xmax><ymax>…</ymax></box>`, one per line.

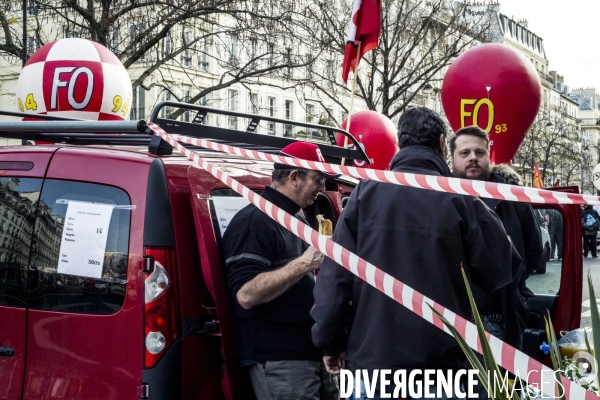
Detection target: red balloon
<box><xmin>336</xmin><ymin>111</ymin><xmax>398</xmax><ymax>170</ymax></box>
<box><xmin>441</xmin><ymin>43</ymin><xmax>541</xmax><ymax>164</ymax></box>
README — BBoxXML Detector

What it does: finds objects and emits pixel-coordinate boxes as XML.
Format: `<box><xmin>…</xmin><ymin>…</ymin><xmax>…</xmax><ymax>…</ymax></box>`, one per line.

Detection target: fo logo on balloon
<box><xmin>442</xmin><ymin>43</ymin><xmax>542</xmax><ymax>164</ymax></box>
<box><xmin>16</xmin><ymin>38</ymin><xmax>132</xmax><ymax>121</ymax></box>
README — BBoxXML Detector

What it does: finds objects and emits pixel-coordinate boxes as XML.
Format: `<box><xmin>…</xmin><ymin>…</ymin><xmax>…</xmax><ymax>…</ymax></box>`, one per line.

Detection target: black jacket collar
<box><xmin>390</xmin><ymin>145</ymin><xmax>451</xmax><ymax>177</ymax></box>
<box><xmin>262</xmin><ymin>186</ymin><xmax>301</xmax><ymax>215</ymax></box>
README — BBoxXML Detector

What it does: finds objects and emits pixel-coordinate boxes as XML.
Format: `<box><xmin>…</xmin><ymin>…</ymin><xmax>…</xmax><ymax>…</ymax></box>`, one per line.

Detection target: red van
<box><xmin>0</xmin><ymin>103</ymin><xmax>582</xmax><ymax>399</ymax></box>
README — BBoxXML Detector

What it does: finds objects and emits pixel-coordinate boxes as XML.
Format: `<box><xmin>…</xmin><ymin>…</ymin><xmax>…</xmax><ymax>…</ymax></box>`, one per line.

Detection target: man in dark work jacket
<box><xmin>311</xmin><ymin>107</ymin><xmax>521</xmax><ymax>399</ymax></box>
<box><xmin>451</xmin><ymin>126</ymin><xmax>542</xmax><ymax>353</ymax></box>
<box><xmin>223</xmin><ymin>142</ymin><xmax>338</xmax><ymax>400</ymax></box>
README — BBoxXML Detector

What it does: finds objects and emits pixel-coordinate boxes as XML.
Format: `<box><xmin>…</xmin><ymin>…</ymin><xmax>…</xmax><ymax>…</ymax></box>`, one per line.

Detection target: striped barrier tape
<box><xmin>168</xmin><ymin>132</ymin><xmax>600</xmax><ymax>206</ymax></box>
<box><xmin>147</xmin><ymin>123</ymin><xmax>596</xmax><ymax>399</ymax></box>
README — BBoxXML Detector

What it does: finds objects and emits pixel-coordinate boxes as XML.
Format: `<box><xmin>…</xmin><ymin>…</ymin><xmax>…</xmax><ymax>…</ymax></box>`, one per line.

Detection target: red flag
<box><xmin>341</xmin><ymin>0</ymin><xmax>381</xmax><ymax>84</ymax></box>
<box><xmin>532</xmin><ymin>161</ymin><xmax>543</xmax><ymax>188</ymax></box>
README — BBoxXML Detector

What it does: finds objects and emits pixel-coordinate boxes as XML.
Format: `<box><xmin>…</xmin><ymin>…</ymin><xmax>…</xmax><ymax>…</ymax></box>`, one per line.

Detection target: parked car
<box><xmin>0</xmin><ymin>102</ymin><xmax>584</xmax><ymax>399</ymax></box>
<box><xmin>536</xmin><ymin>225</ymin><xmax>552</xmax><ymax>273</ymax></box>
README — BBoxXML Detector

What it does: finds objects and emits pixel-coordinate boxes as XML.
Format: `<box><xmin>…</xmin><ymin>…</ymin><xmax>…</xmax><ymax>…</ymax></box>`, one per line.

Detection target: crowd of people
<box><xmin>222</xmin><ymin>106</ymin><xmax>552</xmax><ymax>400</ymax></box>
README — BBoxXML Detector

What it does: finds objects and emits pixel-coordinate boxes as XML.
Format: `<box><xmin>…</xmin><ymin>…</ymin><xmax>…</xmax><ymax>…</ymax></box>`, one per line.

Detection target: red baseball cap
<box><xmin>274</xmin><ymin>142</ymin><xmax>339</xmax><ymax>177</ymax></box>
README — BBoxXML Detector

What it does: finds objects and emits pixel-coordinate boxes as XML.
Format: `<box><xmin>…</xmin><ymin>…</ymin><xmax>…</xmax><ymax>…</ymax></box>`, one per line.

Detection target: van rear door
<box><xmin>20</xmin><ymin>147</ymin><xmax>149</xmax><ymax>400</ymax></box>
<box><xmin>524</xmin><ymin>188</ymin><xmax>582</xmax><ymax>362</ymax></box>
<box><xmin>187</xmin><ymin>161</ymin><xmax>273</xmax><ymax>400</ymax></box>
<box><xmin>0</xmin><ymin>147</ymin><xmax>56</xmax><ymax>400</ymax></box>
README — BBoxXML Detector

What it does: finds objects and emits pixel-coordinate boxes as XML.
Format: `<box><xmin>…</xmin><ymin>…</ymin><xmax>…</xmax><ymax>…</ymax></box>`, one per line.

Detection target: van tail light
<box><xmin>144</xmin><ymin>247</ymin><xmax>178</xmax><ymax>368</ymax></box>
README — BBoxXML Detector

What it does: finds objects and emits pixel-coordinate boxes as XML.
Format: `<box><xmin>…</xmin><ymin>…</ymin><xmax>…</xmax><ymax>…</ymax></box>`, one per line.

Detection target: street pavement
<box><xmin>525</xmin><ymin>254</ymin><xmax>600</xmax><ymax>329</ymax></box>
<box><xmin>580</xmin><ymin>255</ymin><xmax>600</xmax><ymax>329</ymax></box>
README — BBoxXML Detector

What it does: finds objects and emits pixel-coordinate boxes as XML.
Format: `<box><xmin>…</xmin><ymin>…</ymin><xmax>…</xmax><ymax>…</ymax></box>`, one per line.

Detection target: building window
<box><xmin>27</xmin><ymin>0</ymin><xmax>39</xmax><ymax>15</ymax></box>
<box><xmin>110</xmin><ymin>28</ymin><xmax>120</xmax><ymax>52</ymax></box>
<box><xmin>64</xmin><ymin>28</ymin><xmax>80</xmax><ymax>38</ymax></box>
<box><xmin>267</xmin><ymin>44</ymin><xmax>275</xmax><ymax>68</ymax></box>
<box><xmin>305</xmin><ymin>53</ymin><xmax>313</xmax><ymax>79</ymax></box>
<box><xmin>326</xmin><ymin>60</ymin><xmax>334</xmax><ymax>87</ymax></box>
<box><xmin>228</xmin><ymin>90</ymin><xmax>238</xmax><ymax>130</ymax></box>
<box><xmin>285</xmin><ymin>48</ymin><xmax>293</xmax><ymax>78</ymax></box>
<box><xmin>131</xmin><ymin>86</ymin><xmax>146</xmax><ymax>120</ymax></box>
<box><xmin>129</xmin><ymin>25</ymin><xmax>145</xmax><ymax>62</ymax></box>
<box><xmin>160</xmin><ymin>91</ymin><xmax>172</xmax><ymax>118</ymax></box>
<box><xmin>249</xmin><ymin>93</ymin><xmax>259</xmax><ymax>114</ymax></box>
<box><xmin>267</xmin><ymin>97</ymin><xmax>276</xmax><ymax>135</ymax></box>
<box><xmin>182</xmin><ymin>89</ymin><xmax>190</xmax><ymax>122</ymax></box>
<box><xmin>162</xmin><ymin>32</ymin><xmax>173</xmax><ymax>64</ymax></box>
<box><xmin>198</xmin><ymin>39</ymin><xmax>209</xmax><ymax>71</ymax></box>
<box><xmin>26</xmin><ymin>35</ymin><xmax>39</xmax><ymax>58</ymax></box>
<box><xmin>228</xmin><ymin>35</ymin><xmax>238</xmax><ymax>66</ymax></box>
<box><xmin>306</xmin><ymin>104</ymin><xmax>315</xmax><ymax>123</ymax></box>
<box><xmin>284</xmin><ymin>100</ymin><xmax>293</xmax><ymax>137</ymax></box>
<box><xmin>181</xmin><ymin>30</ymin><xmax>192</xmax><ymax>67</ymax></box>
<box><xmin>248</xmin><ymin>38</ymin><xmax>258</xmax><ymax>70</ymax></box>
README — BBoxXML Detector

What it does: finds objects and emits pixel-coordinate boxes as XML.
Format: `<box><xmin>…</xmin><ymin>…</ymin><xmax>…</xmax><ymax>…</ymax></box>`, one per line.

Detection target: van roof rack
<box><xmin>0</xmin><ymin>102</ymin><xmax>370</xmax><ymax>164</ymax></box>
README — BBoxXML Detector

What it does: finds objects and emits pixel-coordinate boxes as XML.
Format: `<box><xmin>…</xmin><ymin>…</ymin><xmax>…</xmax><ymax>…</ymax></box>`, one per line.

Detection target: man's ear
<box><xmin>288</xmin><ymin>170</ymin><xmax>299</xmax><ymax>185</ymax></box>
<box><xmin>438</xmin><ymin>134</ymin><xmax>447</xmax><ymax>158</ymax></box>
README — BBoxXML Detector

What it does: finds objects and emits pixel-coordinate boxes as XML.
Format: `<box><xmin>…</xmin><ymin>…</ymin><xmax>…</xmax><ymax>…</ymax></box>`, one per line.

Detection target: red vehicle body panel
<box><xmin>188</xmin><ymin>160</ymin><xmax>273</xmax><ymax>400</ymax></box>
<box><xmin>0</xmin><ymin>307</ymin><xmax>26</xmax><ymax>399</ymax></box>
<box><xmin>162</xmin><ymin>160</ymin><xmax>225</xmax><ymax>399</ymax></box>
<box><xmin>553</xmin><ymin>202</ymin><xmax>582</xmax><ymax>331</ymax></box>
<box><xmin>22</xmin><ymin>146</ymin><xmax>151</xmax><ymax>399</ymax></box>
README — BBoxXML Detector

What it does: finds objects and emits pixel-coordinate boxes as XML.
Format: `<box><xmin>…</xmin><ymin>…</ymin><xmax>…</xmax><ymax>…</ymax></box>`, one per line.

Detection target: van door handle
<box><xmin>0</xmin><ymin>346</ymin><xmax>14</xmax><ymax>357</ymax></box>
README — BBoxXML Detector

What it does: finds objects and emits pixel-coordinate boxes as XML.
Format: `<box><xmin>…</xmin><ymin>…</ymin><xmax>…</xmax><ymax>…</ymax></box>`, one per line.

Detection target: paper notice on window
<box><xmin>57</xmin><ymin>201</ymin><xmax>114</xmax><ymax>279</ymax></box>
<box><xmin>212</xmin><ymin>196</ymin><xmax>250</xmax><ymax>237</ymax></box>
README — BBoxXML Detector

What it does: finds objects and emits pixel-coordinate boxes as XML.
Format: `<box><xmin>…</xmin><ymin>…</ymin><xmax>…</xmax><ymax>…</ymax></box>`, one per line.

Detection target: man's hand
<box><xmin>236</xmin><ymin>246</ymin><xmax>324</xmax><ymax>309</ymax></box>
<box><xmin>298</xmin><ymin>246</ymin><xmax>325</xmax><ymax>271</ymax></box>
<box><xmin>323</xmin><ymin>351</ymin><xmax>348</xmax><ymax>376</ymax></box>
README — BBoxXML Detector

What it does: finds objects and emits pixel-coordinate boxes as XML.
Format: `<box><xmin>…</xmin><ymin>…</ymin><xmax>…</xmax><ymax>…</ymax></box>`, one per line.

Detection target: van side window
<box><xmin>0</xmin><ymin>177</ymin><xmax>43</xmax><ymax>307</ymax></box>
<box><xmin>528</xmin><ymin>207</ymin><xmax>563</xmax><ymax>295</ymax></box>
<box><xmin>28</xmin><ymin>180</ymin><xmax>131</xmax><ymax>314</ymax></box>
<box><xmin>210</xmin><ymin>189</ymin><xmax>251</xmax><ymax>241</ymax></box>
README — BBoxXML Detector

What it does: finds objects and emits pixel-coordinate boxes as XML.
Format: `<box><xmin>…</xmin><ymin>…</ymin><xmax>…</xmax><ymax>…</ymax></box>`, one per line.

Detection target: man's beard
<box><xmin>453</xmin><ymin>164</ymin><xmax>491</xmax><ymax>181</ymax></box>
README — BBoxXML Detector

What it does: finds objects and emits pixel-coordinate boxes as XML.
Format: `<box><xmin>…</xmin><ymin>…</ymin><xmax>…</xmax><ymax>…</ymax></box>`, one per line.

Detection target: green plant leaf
<box><xmin>584</xmin><ymin>327</ymin><xmax>593</xmax><ymax>356</ymax></box>
<box><xmin>458</xmin><ymin>266</ymin><xmax>518</xmax><ymax>399</ymax></box>
<box><xmin>545</xmin><ymin>313</ymin><xmax>564</xmax><ymax>372</ymax></box>
<box><xmin>587</xmin><ymin>272</ymin><xmax>600</xmax><ymax>396</ymax></box>
<box><xmin>428</xmin><ymin>266</ymin><xmax>521</xmax><ymax>399</ymax></box>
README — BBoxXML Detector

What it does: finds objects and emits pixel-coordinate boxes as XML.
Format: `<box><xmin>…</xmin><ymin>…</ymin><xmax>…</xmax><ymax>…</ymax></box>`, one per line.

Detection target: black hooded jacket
<box><xmin>471</xmin><ymin>172</ymin><xmax>543</xmax><ymax>350</ymax></box>
<box><xmin>311</xmin><ymin>146</ymin><xmax>521</xmax><ymax>373</ymax></box>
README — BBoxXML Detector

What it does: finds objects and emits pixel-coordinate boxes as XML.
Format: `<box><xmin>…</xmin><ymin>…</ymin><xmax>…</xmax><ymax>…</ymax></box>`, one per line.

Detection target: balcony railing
<box><xmin>581</xmin><ymin>118</ymin><xmax>600</xmax><ymax>127</ymax></box>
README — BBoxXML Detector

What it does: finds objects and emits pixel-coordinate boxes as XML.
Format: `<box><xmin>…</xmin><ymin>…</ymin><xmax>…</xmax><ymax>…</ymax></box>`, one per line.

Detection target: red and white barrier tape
<box><xmin>147</xmin><ymin>123</ymin><xmax>596</xmax><ymax>399</ymax></box>
<box><xmin>168</xmin><ymin>132</ymin><xmax>600</xmax><ymax>206</ymax></box>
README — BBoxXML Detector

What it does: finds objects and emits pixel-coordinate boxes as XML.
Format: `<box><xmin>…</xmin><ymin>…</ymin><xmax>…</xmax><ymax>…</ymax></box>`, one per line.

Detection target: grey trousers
<box><xmin>247</xmin><ymin>360</ymin><xmax>339</xmax><ymax>400</ymax></box>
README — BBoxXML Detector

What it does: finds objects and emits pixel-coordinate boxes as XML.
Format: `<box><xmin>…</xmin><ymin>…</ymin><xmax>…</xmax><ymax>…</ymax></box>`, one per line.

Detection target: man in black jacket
<box><xmin>311</xmin><ymin>107</ymin><xmax>520</xmax><ymax>399</ymax></box>
<box><xmin>223</xmin><ymin>142</ymin><xmax>338</xmax><ymax>400</ymax></box>
<box><xmin>450</xmin><ymin>125</ymin><xmax>543</xmax><ymax>352</ymax></box>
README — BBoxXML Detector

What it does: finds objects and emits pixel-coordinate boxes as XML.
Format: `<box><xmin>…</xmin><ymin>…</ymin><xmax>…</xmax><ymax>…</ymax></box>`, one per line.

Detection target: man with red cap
<box><xmin>222</xmin><ymin>142</ymin><xmax>339</xmax><ymax>399</ymax></box>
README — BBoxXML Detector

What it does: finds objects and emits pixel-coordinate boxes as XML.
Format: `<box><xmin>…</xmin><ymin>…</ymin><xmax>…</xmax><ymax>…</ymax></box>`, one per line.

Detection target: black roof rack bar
<box><xmin>0</xmin><ymin>131</ymin><xmax>151</xmax><ymax>145</ymax></box>
<box><xmin>0</xmin><ymin>120</ymin><xmax>147</xmax><ymax>134</ymax></box>
<box><xmin>0</xmin><ymin>110</ymin><xmax>84</xmax><ymax>121</ymax></box>
<box><xmin>155</xmin><ymin>118</ymin><xmax>366</xmax><ymax>163</ymax></box>
<box><xmin>151</xmin><ymin>101</ymin><xmax>369</xmax><ymax>163</ymax></box>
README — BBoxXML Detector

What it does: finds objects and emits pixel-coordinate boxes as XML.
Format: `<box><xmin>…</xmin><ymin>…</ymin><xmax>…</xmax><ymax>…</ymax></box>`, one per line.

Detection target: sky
<box><xmin>497</xmin><ymin>0</ymin><xmax>600</xmax><ymax>91</ymax></box>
